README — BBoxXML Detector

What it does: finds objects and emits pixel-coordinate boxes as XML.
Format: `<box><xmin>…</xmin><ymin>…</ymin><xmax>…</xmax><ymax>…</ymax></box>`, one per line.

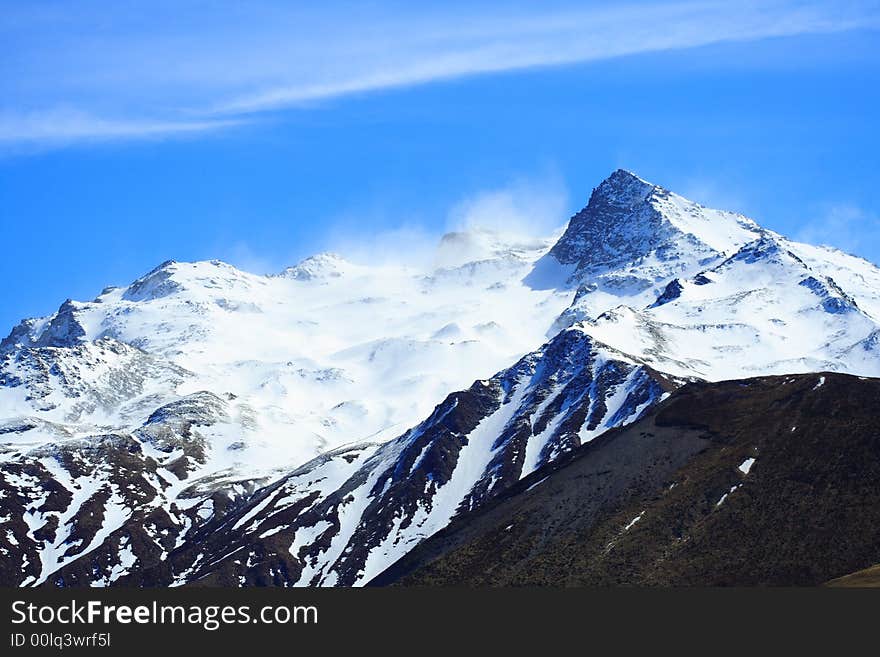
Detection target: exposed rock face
<box><xmin>373</xmin><ymin>373</ymin><xmax>880</xmax><ymax>587</ymax></box>
<box><xmin>0</xmin><ymin>337</ymin><xmax>190</xmax><ymax>418</ymax></box>
<box><xmin>0</xmin><ymin>389</ymin><xmax>264</xmax><ymax>587</ymax></box>
<box><xmin>122</xmin><ymin>261</ymin><xmax>182</xmax><ymax>302</ymax></box>
<box><xmin>2</xmin><ymin>170</ymin><xmax>880</xmax><ymax>587</ymax></box>
<box><xmin>10</xmin><ymin>329</ymin><xmax>665</xmax><ymax>587</ymax></box>
<box><xmin>549</xmin><ymin>170</ymin><xmax>674</xmax><ymax>274</ymax></box>
<box><xmin>532</xmin><ymin>169</ymin><xmax>763</xmax><ymax>295</ymax></box>
<box><xmin>148</xmin><ymin>330</ymin><xmax>668</xmax><ymax>587</ymax></box>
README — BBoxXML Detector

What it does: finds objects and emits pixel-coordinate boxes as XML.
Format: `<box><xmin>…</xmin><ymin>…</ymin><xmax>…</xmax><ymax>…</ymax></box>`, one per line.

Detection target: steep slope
<box><xmin>530</xmin><ymin>172</ymin><xmax>880</xmax><ymax>382</ymax></box>
<box><xmin>0</xmin><ymin>389</ymin><xmax>266</xmax><ymax>587</ymax></box>
<box><xmin>581</xmin><ymin>236</ymin><xmax>880</xmax><ymax>379</ymax></box>
<box><xmin>372</xmin><ymin>373</ymin><xmax>880</xmax><ymax>587</ymax></box>
<box><xmin>8</xmin><ymin>328</ymin><xmax>670</xmax><ymax>586</ymax></box>
<box><xmin>1</xmin><ymin>236</ymin><xmax>572</xmax><ymax>472</ymax></box>
<box><xmin>0</xmin><ymin>231</ymin><xmax>581</xmax><ymax>587</ymax></box>
<box><xmin>3</xmin><ymin>169</ymin><xmax>880</xmax><ymax>587</ymax></box>
<box><xmin>528</xmin><ymin>169</ymin><xmax>764</xmax><ymax>324</ymax></box>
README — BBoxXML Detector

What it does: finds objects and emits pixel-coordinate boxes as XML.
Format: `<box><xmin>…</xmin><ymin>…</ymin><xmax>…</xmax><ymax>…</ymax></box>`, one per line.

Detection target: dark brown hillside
<box><xmin>371</xmin><ymin>373</ymin><xmax>880</xmax><ymax>586</ymax></box>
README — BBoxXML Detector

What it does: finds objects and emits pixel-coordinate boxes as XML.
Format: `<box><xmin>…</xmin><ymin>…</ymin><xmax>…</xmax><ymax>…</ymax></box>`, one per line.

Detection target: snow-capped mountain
<box><xmin>528</xmin><ymin>168</ymin><xmax>764</xmax><ymax>323</ymax></box>
<box><xmin>135</xmin><ymin>329</ymin><xmax>670</xmax><ymax>587</ymax></box>
<box><xmin>1</xmin><ymin>235</ymin><xmax>571</xmax><ymax>472</ymax></box>
<box><xmin>583</xmin><ymin>236</ymin><xmax>880</xmax><ymax>379</ymax></box>
<box><xmin>2</xmin><ymin>169</ymin><xmax>879</xmax><ymax>587</ymax></box>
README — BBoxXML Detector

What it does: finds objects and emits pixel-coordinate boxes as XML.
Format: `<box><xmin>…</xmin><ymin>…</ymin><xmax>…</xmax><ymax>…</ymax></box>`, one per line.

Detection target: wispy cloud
<box><xmin>0</xmin><ymin>109</ymin><xmax>240</xmax><ymax>145</ymax></box>
<box><xmin>315</xmin><ymin>173</ymin><xmax>570</xmax><ymax>269</ymax></box>
<box><xmin>209</xmin><ymin>1</ymin><xmax>880</xmax><ymax>115</ymax></box>
<box><xmin>2</xmin><ymin>1</ymin><xmax>879</xmax><ymax>145</ymax></box>
<box><xmin>446</xmin><ymin>173</ymin><xmax>570</xmax><ymax>237</ymax></box>
<box><xmin>796</xmin><ymin>203</ymin><xmax>880</xmax><ymax>257</ymax></box>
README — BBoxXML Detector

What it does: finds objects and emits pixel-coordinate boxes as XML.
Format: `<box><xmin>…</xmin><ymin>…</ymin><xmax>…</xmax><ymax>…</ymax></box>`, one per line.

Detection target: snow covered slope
<box><xmin>581</xmin><ymin>235</ymin><xmax>880</xmax><ymax>379</ymax></box>
<box><xmin>531</xmin><ymin>170</ymin><xmax>880</xmax><ymax>379</ymax></box>
<box><xmin>22</xmin><ymin>328</ymin><xmax>668</xmax><ymax>587</ymax></box>
<box><xmin>2</xmin><ymin>169</ymin><xmax>880</xmax><ymax>587</ymax></box>
<box><xmin>528</xmin><ymin>169</ymin><xmax>765</xmax><ymax>325</ymax></box>
<box><xmin>2</xmin><ymin>234</ymin><xmax>572</xmax><ymax>473</ymax></box>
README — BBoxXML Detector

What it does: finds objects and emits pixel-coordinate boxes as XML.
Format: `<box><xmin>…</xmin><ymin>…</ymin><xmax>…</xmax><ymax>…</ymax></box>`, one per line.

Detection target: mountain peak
<box><xmin>544</xmin><ymin>170</ymin><xmax>670</xmax><ymax>274</ymax></box>
<box><xmin>279</xmin><ymin>252</ymin><xmax>350</xmax><ymax>281</ymax></box>
<box><xmin>3</xmin><ymin>164</ymin><xmax>880</xmax><ymax>589</ymax></box>
<box><xmin>122</xmin><ymin>260</ymin><xmax>183</xmax><ymax>302</ymax></box>
<box><xmin>540</xmin><ymin>170</ymin><xmax>763</xmax><ymax>284</ymax></box>
<box><xmin>595</xmin><ymin>169</ymin><xmax>657</xmax><ymax>204</ymax></box>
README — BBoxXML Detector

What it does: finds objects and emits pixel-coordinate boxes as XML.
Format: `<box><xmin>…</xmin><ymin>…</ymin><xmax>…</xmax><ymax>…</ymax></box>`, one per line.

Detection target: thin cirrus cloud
<box><xmin>0</xmin><ymin>109</ymin><xmax>241</xmax><ymax>144</ymax></box>
<box><xmin>796</xmin><ymin>204</ymin><xmax>880</xmax><ymax>257</ymax></box>
<box><xmin>208</xmin><ymin>1</ymin><xmax>880</xmax><ymax>114</ymax></box>
<box><xmin>2</xmin><ymin>0</ymin><xmax>879</xmax><ymax>146</ymax></box>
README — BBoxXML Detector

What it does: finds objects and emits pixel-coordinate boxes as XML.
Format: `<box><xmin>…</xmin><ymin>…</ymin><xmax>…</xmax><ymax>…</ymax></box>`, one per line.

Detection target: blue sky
<box><xmin>1</xmin><ymin>1</ymin><xmax>879</xmax><ymax>330</ymax></box>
